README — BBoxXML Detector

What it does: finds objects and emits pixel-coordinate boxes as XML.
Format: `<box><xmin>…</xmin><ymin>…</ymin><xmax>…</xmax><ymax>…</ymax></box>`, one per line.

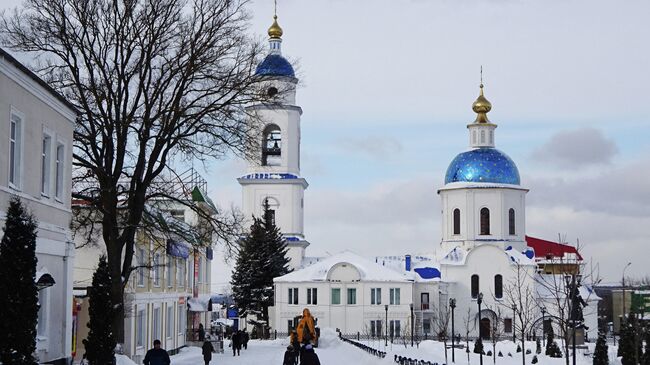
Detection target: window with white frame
<box><xmin>307</xmin><ymin>288</ymin><xmax>317</xmax><ymax>305</ymax></box>
<box><xmin>288</xmin><ymin>287</ymin><xmax>298</xmax><ymax>305</ymax></box>
<box><xmin>198</xmin><ymin>257</ymin><xmax>203</xmax><ymax>284</ymax></box>
<box><xmin>166</xmin><ymin>305</ymin><xmax>173</xmax><ymax>338</ymax></box>
<box><xmin>178</xmin><ymin>305</ymin><xmax>186</xmax><ymax>335</ymax></box>
<box><xmin>153</xmin><ymin>253</ymin><xmax>161</xmax><ymax>287</ymax></box>
<box><xmin>347</xmin><ymin>288</ymin><xmax>357</xmax><ymax>305</ymax></box>
<box><xmin>389</xmin><ymin>288</ymin><xmax>400</xmax><ymax>305</ymax></box>
<box><xmin>41</xmin><ymin>133</ymin><xmax>52</xmax><ymax>196</ymax></box>
<box><xmin>371</xmin><ymin>288</ymin><xmax>382</xmax><ymax>305</ymax></box>
<box><xmin>331</xmin><ymin>288</ymin><xmax>341</xmax><ymax>305</ymax></box>
<box><xmin>9</xmin><ymin>111</ymin><xmax>23</xmax><ymax>188</ymax></box>
<box><xmin>177</xmin><ymin>258</ymin><xmax>185</xmax><ymax>287</ymax></box>
<box><xmin>389</xmin><ymin>320</ymin><xmax>401</xmax><ymax>338</ymax></box>
<box><xmin>37</xmin><ymin>288</ymin><xmax>49</xmax><ymax>337</ymax></box>
<box><xmin>166</xmin><ymin>255</ymin><xmax>174</xmax><ymax>288</ymax></box>
<box><xmin>370</xmin><ymin>320</ymin><xmax>382</xmax><ymax>338</ymax></box>
<box><xmin>137</xmin><ymin>247</ymin><xmax>145</xmax><ymax>287</ymax></box>
<box><xmin>136</xmin><ymin>307</ymin><xmax>146</xmax><ymax>347</ymax></box>
<box><xmin>55</xmin><ymin>142</ymin><xmax>65</xmax><ymax>200</ymax></box>
<box><xmin>153</xmin><ymin>307</ymin><xmax>161</xmax><ymax>340</ymax></box>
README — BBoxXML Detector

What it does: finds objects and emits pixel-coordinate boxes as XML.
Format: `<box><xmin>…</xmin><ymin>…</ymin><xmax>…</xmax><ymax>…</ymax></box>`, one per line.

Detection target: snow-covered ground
<box><xmin>144</xmin><ymin>329</ymin><xmax>622</xmax><ymax>365</ymax></box>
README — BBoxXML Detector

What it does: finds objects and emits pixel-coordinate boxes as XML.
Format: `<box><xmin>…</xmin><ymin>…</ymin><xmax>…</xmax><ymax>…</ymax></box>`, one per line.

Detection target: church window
<box><xmin>508</xmin><ymin>208</ymin><xmax>516</xmax><ymax>235</ymax></box>
<box><xmin>307</xmin><ymin>288</ymin><xmax>317</xmax><ymax>305</ymax></box>
<box><xmin>480</xmin><ymin>130</ymin><xmax>486</xmax><ymax>144</ymax></box>
<box><xmin>453</xmin><ymin>209</ymin><xmax>461</xmax><ymax>235</ymax></box>
<box><xmin>262</xmin><ymin>124</ymin><xmax>282</xmax><ymax>166</ymax></box>
<box><xmin>347</xmin><ymin>288</ymin><xmax>357</xmax><ymax>305</ymax></box>
<box><xmin>494</xmin><ymin>274</ymin><xmax>503</xmax><ymax>299</ymax></box>
<box><xmin>288</xmin><ymin>287</ymin><xmax>298</xmax><ymax>305</ymax></box>
<box><xmin>267</xmin><ymin>86</ymin><xmax>278</xmax><ymax>97</ymax></box>
<box><xmin>371</xmin><ymin>288</ymin><xmax>382</xmax><ymax>305</ymax></box>
<box><xmin>331</xmin><ymin>288</ymin><xmax>341</xmax><ymax>305</ymax></box>
<box><xmin>471</xmin><ymin>274</ymin><xmax>479</xmax><ymax>299</ymax></box>
<box><xmin>489</xmin><ymin>130</ymin><xmax>494</xmax><ymax>145</ymax></box>
<box><xmin>472</xmin><ymin>131</ymin><xmax>477</xmax><ymax>144</ymax></box>
<box><xmin>504</xmin><ymin>318</ymin><xmax>513</xmax><ymax>333</ymax></box>
<box><xmin>480</xmin><ymin>208</ymin><xmax>490</xmax><ymax>235</ymax></box>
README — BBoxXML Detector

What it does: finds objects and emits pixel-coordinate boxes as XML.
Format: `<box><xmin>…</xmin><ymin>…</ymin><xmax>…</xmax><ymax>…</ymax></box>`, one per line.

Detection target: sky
<box><xmin>2</xmin><ymin>0</ymin><xmax>649</xmax><ymax>289</ymax></box>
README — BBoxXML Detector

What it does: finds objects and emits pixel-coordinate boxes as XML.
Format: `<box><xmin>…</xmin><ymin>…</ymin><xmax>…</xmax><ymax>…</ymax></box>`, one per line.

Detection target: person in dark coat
<box><xmin>231</xmin><ymin>330</ymin><xmax>241</xmax><ymax>356</ymax></box>
<box><xmin>299</xmin><ymin>344</ymin><xmax>320</xmax><ymax>365</ymax></box>
<box><xmin>242</xmin><ymin>330</ymin><xmax>250</xmax><ymax>350</ymax></box>
<box><xmin>282</xmin><ymin>345</ymin><xmax>296</xmax><ymax>365</ymax></box>
<box><xmin>202</xmin><ymin>340</ymin><xmax>214</xmax><ymax>365</ymax></box>
<box><xmin>143</xmin><ymin>340</ymin><xmax>171</xmax><ymax>365</ymax></box>
<box><xmin>198</xmin><ymin>323</ymin><xmax>206</xmax><ymax>341</ymax></box>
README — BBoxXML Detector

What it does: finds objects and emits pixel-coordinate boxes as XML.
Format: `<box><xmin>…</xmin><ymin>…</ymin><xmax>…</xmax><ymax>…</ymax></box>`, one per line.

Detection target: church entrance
<box><xmin>480</xmin><ymin>318</ymin><xmax>491</xmax><ymax>340</ymax></box>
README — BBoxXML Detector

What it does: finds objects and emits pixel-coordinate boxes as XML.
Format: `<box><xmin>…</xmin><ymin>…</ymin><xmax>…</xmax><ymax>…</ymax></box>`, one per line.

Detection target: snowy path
<box><xmin>169</xmin><ymin>330</ymin><xmax>391</xmax><ymax>365</ymax></box>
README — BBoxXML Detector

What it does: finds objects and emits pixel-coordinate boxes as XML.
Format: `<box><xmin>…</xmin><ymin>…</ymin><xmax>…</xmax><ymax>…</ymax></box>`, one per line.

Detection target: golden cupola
<box><xmin>472</xmin><ymin>84</ymin><xmax>492</xmax><ymax>124</ymax></box>
<box><xmin>268</xmin><ymin>15</ymin><xmax>283</xmax><ymax>39</ymax></box>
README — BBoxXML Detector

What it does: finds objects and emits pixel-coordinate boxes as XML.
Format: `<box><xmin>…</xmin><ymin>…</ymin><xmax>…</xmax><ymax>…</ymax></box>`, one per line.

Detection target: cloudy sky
<box><xmin>2</xmin><ymin>0</ymin><xmax>648</xmax><ymax>289</ymax></box>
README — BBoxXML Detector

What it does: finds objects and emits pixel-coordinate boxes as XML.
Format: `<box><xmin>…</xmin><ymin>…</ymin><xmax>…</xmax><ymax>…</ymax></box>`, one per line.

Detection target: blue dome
<box><xmin>445</xmin><ymin>148</ymin><xmax>520</xmax><ymax>185</ymax></box>
<box><xmin>255</xmin><ymin>54</ymin><xmax>295</xmax><ymax>77</ymax></box>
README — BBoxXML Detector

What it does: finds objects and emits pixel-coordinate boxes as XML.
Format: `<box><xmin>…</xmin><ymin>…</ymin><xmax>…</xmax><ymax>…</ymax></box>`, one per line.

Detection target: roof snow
<box><xmin>274</xmin><ymin>251</ymin><xmax>415</xmax><ymax>283</ymax></box>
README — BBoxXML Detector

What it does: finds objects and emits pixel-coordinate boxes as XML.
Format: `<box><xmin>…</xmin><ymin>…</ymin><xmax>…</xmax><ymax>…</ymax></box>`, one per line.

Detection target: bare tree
<box><xmin>1</xmin><ymin>0</ymin><xmax>275</xmax><ymax>342</ymax></box>
<box><xmin>488</xmin><ymin>305</ymin><xmax>504</xmax><ymax>364</ymax></box>
<box><xmin>534</xmin><ymin>239</ymin><xmax>600</xmax><ymax>365</ymax></box>
<box><xmin>502</xmin><ymin>261</ymin><xmax>537</xmax><ymax>365</ymax></box>
<box><xmin>433</xmin><ymin>304</ymin><xmax>451</xmax><ymax>364</ymax></box>
<box><xmin>462</xmin><ymin>307</ymin><xmax>474</xmax><ymax>364</ymax></box>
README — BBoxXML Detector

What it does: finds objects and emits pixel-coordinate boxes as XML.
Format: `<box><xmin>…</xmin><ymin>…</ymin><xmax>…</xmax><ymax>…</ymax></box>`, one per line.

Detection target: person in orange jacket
<box><xmin>296</xmin><ymin>308</ymin><xmax>317</xmax><ymax>345</ymax></box>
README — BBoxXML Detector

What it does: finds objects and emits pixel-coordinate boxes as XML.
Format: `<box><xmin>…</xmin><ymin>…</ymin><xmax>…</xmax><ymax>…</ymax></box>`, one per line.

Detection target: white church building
<box><xmin>238</xmin><ymin>14</ymin><xmax>599</xmax><ymax>341</ymax></box>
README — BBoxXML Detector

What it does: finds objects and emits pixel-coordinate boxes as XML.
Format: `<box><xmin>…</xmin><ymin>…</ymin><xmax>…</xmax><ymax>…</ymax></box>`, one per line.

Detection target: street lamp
<box><xmin>385</xmin><ymin>304</ymin><xmax>388</xmax><ymax>347</ymax></box>
<box><xmin>622</xmin><ymin>262</ymin><xmax>632</xmax><ymax>327</ymax></box>
<box><xmin>450</xmin><ymin>298</ymin><xmax>456</xmax><ymax>363</ymax></box>
<box><xmin>477</xmin><ymin>292</ymin><xmax>484</xmax><ymax>365</ymax></box>
<box><xmin>540</xmin><ymin>306</ymin><xmax>547</xmax><ymax>347</ymax></box>
<box><xmin>512</xmin><ymin>304</ymin><xmax>517</xmax><ymax>343</ymax></box>
<box><xmin>565</xmin><ymin>273</ymin><xmax>583</xmax><ymax>365</ymax></box>
<box><xmin>410</xmin><ymin>303</ymin><xmax>414</xmax><ymax>347</ymax></box>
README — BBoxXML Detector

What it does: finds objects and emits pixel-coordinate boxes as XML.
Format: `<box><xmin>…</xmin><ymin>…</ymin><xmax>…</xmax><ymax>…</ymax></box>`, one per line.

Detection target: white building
<box><xmin>0</xmin><ymin>47</ymin><xmax>77</xmax><ymax>364</ymax></box>
<box><xmin>72</xmin><ymin>185</ymin><xmax>215</xmax><ymax>363</ymax></box>
<box><xmin>240</xmin><ymin>14</ymin><xmax>599</xmax><ymax>342</ymax></box>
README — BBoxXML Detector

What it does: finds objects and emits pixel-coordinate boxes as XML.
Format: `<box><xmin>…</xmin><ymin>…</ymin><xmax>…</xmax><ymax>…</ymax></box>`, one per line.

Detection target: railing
<box><xmin>339</xmin><ymin>335</ymin><xmax>386</xmax><ymax>359</ymax></box>
<box><xmin>394</xmin><ymin>355</ymin><xmax>445</xmax><ymax>365</ymax></box>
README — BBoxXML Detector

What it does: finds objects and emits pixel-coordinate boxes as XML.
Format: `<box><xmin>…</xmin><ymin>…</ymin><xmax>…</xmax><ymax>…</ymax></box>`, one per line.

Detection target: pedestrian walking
<box><xmin>282</xmin><ymin>345</ymin><xmax>296</xmax><ymax>365</ymax></box>
<box><xmin>299</xmin><ymin>344</ymin><xmax>320</xmax><ymax>365</ymax></box>
<box><xmin>231</xmin><ymin>330</ymin><xmax>241</xmax><ymax>356</ymax></box>
<box><xmin>242</xmin><ymin>330</ymin><xmax>249</xmax><ymax>350</ymax></box>
<box><xmin>199</xmin><ymin>323</ymin><xmax>206</xmax><ymax>341</ymax></box>
<box><xmin>202</xmin><ymin>339</ymin><xmax>215</xmax><ymax>365</ymax></box>
<box><xmin>143</xmin><ymin>339</ymin><xmax>170</xmax><ymax>365</ymax></box>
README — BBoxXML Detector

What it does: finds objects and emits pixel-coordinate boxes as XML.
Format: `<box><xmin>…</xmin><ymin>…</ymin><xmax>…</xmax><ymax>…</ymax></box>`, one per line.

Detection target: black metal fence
<box><xmin>393</xmin><ymin>355</ymin><xmax>446</xmax><ymax>365</ymax></box>
<box><xmin>339</xmin><ymin>335</ymin><xmax>387</xmax><ymax>359</ymax></box>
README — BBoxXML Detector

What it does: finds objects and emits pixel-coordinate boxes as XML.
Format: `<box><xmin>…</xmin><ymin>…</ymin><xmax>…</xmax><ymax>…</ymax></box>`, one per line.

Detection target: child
<box><xmin>283</xmin><ymin>345</ymin><xmax>296</xmax><ymax>365</ymax></box>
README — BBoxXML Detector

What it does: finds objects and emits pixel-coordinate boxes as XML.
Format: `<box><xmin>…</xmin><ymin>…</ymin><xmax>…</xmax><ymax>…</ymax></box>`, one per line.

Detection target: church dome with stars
<box><xmin>444</xmin><ymin>82</ymin><xmax>521</xmax><ymax>186</ymax></box>
<box><xmin>444</xmin><ymin>148</ymin><xmax>520</xmax><ymax>185</ymax></box>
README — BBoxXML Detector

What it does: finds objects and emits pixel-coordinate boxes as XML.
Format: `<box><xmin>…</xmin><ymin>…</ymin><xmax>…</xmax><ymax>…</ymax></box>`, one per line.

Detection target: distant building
<box><xmin>72</xmin><ymin>173</ymin><xmax>215</xmax><ymax>363</ymax></box>
<box><xmin>0</xmin><ymin>47</ymin><xmax>77</xmax><ymax>364</ymax></box>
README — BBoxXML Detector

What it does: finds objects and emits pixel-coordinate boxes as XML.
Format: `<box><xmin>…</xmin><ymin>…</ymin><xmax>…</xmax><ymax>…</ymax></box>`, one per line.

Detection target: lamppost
<box><xmin>541</xmin><ymin>306</ymin><xmax>547</xmax><ymax>347</ymax></box>
<box><xmin>410</xmin><ymin>303</ymin><xmax>414</xmax><ymax>347</ymax></box>
<box><xmin>565</xmin><ymin>273</ymin><xmax>583</xmax><ymax>365</ymax></box>
<box><xmin>622</xmin><ymin>262</ymin><xmax>631</xmax><ymax>329</ymax></box>
<box><xmin>385</xmin><ymin>304</ymin><xmax>389</xmax><ymax>347</ymax></box>
<box><xmin>450</xmin><ymin>298</ymin><xmax>456</xmax><ymax>363</ymax></box>
<box><xmin>512</xmin><ymin>303</ymin><xmax>517</xmax><ymax>343</ymax></box>
<box><xmin>477</xmin><ymin>292</ymin><xmax>484</xmax><ymax>365</ymax></box>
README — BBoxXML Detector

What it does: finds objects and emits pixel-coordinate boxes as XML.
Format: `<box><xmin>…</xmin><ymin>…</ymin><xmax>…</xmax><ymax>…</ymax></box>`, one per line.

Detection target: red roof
<box><xmin>525</xmin><ymin>236</ymin><xmax>583</xmax><ymax>260</ymax></box>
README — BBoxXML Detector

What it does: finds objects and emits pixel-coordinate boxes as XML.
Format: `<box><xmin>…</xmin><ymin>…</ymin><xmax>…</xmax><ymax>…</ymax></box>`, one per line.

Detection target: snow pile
<box><xmin>115</xmin><ymin>354</ymin><xmax>137</xmax><ymax>365</ymax></box>
<box><xmin>316</xmin><ymin>328</ymin><xmax>341</xmax><ymax>349</ymax></box>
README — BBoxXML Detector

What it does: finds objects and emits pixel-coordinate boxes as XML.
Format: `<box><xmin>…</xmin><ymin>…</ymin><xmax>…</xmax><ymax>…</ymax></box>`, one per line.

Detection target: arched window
<box><xmin>489</xmin><ymin>131</ymin><xmax>494</xmax><ymax>145</ymax></box>
<box><xmin>494</xmin><ymin>274</ymin><xmax>503</xmax><ymax>299</ymax></box>
<box><xmin>480</xmin><ymin>208</ymin><xmax>490</xmax><ymax>235</ymax></box>
<box><xmin>471</xmin><ymin>274</ymin><xmax>479</xmax><ymax>299</ymax></box>
<box><xmin>453</xmin><ymin>209</ymin><xmax>461</xmax><ymax>235</ymax></box>
<box><xmin>509</xmin><ymin>208</ymin><xmax>516</xmax><ymax>235</ymax></box>
<box><xmin>262</xmin><ymin>124</ymin><xmax>281</xmax><ymax>166</ymax></box>
<box><xmin>480</xmin><ymin>130</ymin><xmax>486</xmax><ymax>143</ymax></box>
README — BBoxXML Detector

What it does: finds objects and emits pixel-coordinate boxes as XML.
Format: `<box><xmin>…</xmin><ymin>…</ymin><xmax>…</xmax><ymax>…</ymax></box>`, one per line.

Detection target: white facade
<box><xmin>0</xmin><ymin>48</ymin><xmax>76</xmax><ymax>364</ymax></box>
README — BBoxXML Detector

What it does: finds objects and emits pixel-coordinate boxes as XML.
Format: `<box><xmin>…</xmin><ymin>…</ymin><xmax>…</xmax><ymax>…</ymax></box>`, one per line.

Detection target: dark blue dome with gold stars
<box><xmin>445</xmin><ymin>148</ymin><xmax>520</xmax><ymax>185</ymax></box>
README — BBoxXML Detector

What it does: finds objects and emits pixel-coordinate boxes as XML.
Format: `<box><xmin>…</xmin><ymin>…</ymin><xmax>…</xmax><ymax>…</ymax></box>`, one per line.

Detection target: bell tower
<box><xmin>238</xmin><ymin>11</ymin><xmax>309</xmax><ymax>270</ymax></box>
